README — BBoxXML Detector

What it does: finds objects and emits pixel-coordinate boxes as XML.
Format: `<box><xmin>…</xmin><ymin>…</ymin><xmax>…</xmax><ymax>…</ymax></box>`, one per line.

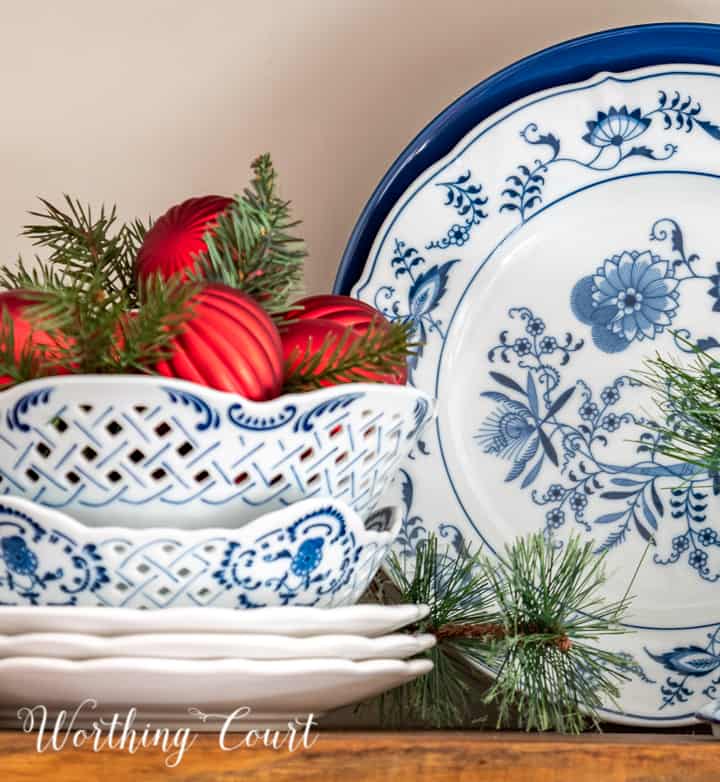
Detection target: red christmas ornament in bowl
<box><xmin>136</xmin><ymin>195</ymin><xmax>233</xmax><ymax>282</ymax></box>
<box><xmin>155</xmin><ymin>283</ymin><xmax>283</xmax><ymax>400</ymax></box>
<box><xmin>0</xmin><ymin>291</ymin><xmax>70</xmax><ymax>384</ymax></box>
<box><xmin>288</xmin><ymin>294</ymin><xmax>389</xmax><ymax>333</ymax></box>
<box><xmin>281</xmin><ymin>317</ymin><xmax>407</xmax><ymax>387</ymax></box>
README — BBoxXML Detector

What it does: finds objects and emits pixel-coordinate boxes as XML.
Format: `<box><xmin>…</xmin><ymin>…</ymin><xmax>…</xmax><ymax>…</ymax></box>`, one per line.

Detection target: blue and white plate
<box><xmin>346</xmin><ymin>63</ymin><xmax>720</xmax><ymax>726</ymax></box>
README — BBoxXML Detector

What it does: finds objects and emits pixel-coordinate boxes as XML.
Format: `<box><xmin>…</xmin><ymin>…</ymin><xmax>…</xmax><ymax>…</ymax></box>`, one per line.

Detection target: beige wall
<box><xmin>3</xmin><ymin>0</ymin><xmax>720</xmax><ymax>294</ymax></box>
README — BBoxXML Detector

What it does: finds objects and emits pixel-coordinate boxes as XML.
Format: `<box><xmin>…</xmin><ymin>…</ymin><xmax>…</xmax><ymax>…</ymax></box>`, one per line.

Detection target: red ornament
<box><xmin>154</xmin><ymin>283</ymin><xmax>283</xmax><ymax>400</ymax></box>
<box><xmin>281</xmin><ymin>317</ymin><xmax>406</xmax><ymax>387</ymax></box>
<box><xmin>0</xmin><ymin>291</ymin><xmax>69</xmax><ymax>384</ymax></box>
<box><xmin>287</xmin><ymin>294</ymin><xmax>390</xmax><ymax>333</ymax></box>
<box><xmin>136</xmin><ymin>195</ymin><xmax>234</xmax><ymax>282</ymax></box>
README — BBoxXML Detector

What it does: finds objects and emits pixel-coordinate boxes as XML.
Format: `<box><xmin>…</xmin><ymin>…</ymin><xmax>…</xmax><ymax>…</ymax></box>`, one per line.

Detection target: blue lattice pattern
<box><xmin>0</xmin><ymin>496</ymin><xmax>398</xmax><ymax>608</ymax></box>
<box><xmin>0</xmin><ymin>377</ymin><xmax>433</xmax><ymax>528</ymax></box>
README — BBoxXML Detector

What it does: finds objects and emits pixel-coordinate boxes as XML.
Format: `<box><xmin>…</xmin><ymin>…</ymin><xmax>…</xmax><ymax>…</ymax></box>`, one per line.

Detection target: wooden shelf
<box><xmin>1</xmin><ymin>730</ymin><xmax>718</xmax><ymax>781</ymax></box>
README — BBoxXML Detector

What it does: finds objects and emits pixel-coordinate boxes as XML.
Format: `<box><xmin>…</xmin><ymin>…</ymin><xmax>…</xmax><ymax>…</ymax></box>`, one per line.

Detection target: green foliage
<box><xmin>0</xmin><ymin>308</ymin><xmax>62</xmax><ymax>388</ymax></box>
<box><xmin>639</xmin><ymin>339</ymin><xmax>720</xmax><ymax>472</ymax></box>
<box><xmin>282</xmin><ymin>319</ymin><xmax>414</xmax><ymax>392</ymax></box>
<box><xmin>0</xmin><ymin>196</ymin><xmax>149</xmax><ymax>304</ymax></box>
<box><xmin>0</xmin><ymin>196</ymin><xmax>196</xmax><ymax>379</ymax></box>
<box><xmin>192</xmin><ymin>154</ymin><xmax>305</xmax><ymax>315</ymax></box>
<box><xmin>372</xmin><ymin>532</ymin><xmax>639</xmax><ymax>733</ymax></box>
<box><xmin>480</xmin><ymin>534</ymin><xmax>634</xmax><ymax>733</ymax></box>
<box><xmin>374</xmin><ymin>536</ymin><xmax>495</xmax><ymax>727</ymax></box>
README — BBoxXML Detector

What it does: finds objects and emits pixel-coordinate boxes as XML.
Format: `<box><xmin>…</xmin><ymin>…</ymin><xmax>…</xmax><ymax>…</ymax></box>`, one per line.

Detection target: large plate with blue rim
<box><xmin>346</xmin><ymin>63</ymin><xmax>720</xmax><ymax>726</ymax></box>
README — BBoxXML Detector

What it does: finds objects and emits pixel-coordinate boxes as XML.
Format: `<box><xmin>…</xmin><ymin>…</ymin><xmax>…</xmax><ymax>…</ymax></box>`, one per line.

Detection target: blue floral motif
<box><xmin>645</xmin><ymin>626</ymin><xmax>720</xmax><ymax>709</ymax></box>
<box><xmin>426</xmin><ymin>171</ymin><xmax>488</xmax><ymax>250</ymax></box>
<box><xmin>164</xmin><ymin>388</ymin><xmax>220</xmax><ymax>430</ymax></box>
<box><xmin>500</xmin><ymin>90</ymin><xmax>720</xmax><ymax>223</ymax></box>
<box><xmin>708</xmin><ymin>263</ymin><xmax>720</xmax><ymax>312</ymax></box>
<box><xmin>374</xmin><ymin>240</ymin><xmax>458</xmax><ymax>380</ymax></box>
<box><xmin>6</xmin><ymin>388</ymin><xmax>53</xmax><ymax>433</ymax></box>
<box><xmin>476</xmin><ymin>392</ymin><xmax>540</xmax><ymax>483</ymax></box>
<box><xmin>582</xmin><ymin>105</ymin><xmax>651</xmax><ymax>148</ymax></box>
<box><xmin>212</xmin><ymin>506</ymin><xmax>368</xmax><ymax>607</ymax></box>
<box><xmin>0</xmin><ymin>504</ymin><xmax>108</xmax><ymax>605</ymax></box>
<box><xmin>2</xmin><ymin>536</ymin><xmax>38</xmax><ymax>575</ymax></box>
<box><xmin>227</xmin><ymin>403</ymin><xmax>297</xmax><ymax>431</ymax></box>
<box><xmin>572</xmin><ymin>219</ymin><xmax>720</xmax><ymax>354</ymax></box>
<box><xmin>477</xmin><ymin>305</ymin><xmax>720</xmax><ymax>578</ymax></box>
<box><xmin>394</xmin><ymin>468</ymin><xmax>464</xmax><ymax>558</ymax></box>
<box><xmin>0</xmin><ymin>501</ymin><xmax>389</xmax><ymax>609</ymax></box>
<box><xmin>572</xmin><ymin>251</ymin><xmax>679</xmax><ymax>353</ymax></box>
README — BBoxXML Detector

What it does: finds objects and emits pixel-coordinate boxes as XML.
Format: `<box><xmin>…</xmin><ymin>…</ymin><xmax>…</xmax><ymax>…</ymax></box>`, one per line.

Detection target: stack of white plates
<box><xmin>0</xmin><ymin>604</ymin><xmax>433</xmax><ymax>730</ymax></box>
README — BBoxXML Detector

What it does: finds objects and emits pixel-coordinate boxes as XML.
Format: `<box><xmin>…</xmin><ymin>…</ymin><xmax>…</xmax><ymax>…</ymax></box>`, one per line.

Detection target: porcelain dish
<box><xmin>345</xmin><ymin>62</ymin><xmax>720</xmax><ymax>726</ymax></box>
<box><xmin>0</xmin><ymin>375</ymin><xmax>432</xmax><ymax>528</ymax></box>
<box><xmin>335</xmin><ymin>23</ymin><xmax>720</xmax><ymax>295</ymax></box>
<box><xmin>0</xmin><ymin>631</ymin><xmax>436</xmax><ymax>660</ymax></box>
<box><xmin>0</xmin><ymin>495</ymin><xmax>401</xmax><ymax>609</ymax></box>
<box><xmin>0</xmin><ymin>656</ymin><xmax>433</xmax><ymax>731</ymax></box>
<box><xmin>695</xmin><ymin>699</ymin><xmax>720</xmax><ymax>736</ymax></box>
<box><xmin>0</xmin><ymin>603</ymin><xmax>429</xmax><ymax>637</ymax></box>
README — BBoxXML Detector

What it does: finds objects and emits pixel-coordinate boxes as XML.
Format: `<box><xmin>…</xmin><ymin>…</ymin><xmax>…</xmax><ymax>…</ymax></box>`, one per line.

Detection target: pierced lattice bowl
<box><xmin>0</xmin><ymin>495</ymin><xmax>399</xmax><ymax>608</ymax></box>
<box><xmin>0</xmin><ymin>375</ymin><xmax>433</xmax><ymax>528</ymax></box>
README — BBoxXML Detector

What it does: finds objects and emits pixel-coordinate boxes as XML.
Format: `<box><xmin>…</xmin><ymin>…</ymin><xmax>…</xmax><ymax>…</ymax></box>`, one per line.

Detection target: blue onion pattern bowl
<box><xmin>0</xmin><ymin>495</ymin><xmax>400</xmax><ymax>609</ymax></box>
<box><xmin>0</xmin><ymin>376</ymin><xmax>433</xmax><ymax>528</ymax></box>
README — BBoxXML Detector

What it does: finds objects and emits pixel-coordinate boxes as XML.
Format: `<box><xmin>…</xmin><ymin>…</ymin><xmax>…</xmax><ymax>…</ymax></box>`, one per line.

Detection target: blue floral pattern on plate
<box><xmin>351</xmin><ymin>65</ymin><xmax>720</xmax><ymax>725</ymax></box>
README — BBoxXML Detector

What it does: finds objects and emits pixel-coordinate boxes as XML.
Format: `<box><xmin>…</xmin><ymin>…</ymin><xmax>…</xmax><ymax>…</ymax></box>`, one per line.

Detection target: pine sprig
<box><xmin>372</xmin><ymin>533</ymin><xmax>638</xmax><ymax>732</ymax></box>
<box><xmin>480</xmin><ymin>534</ymin><xmax>634</xmax><ymax>733</ymax></box>
<box><xmin>639</xmin><ymin>340</ymin><xmax>720</xmax><ymax>471</ymax></box>
<box><xmin>4</xmin><ymin>196</ymin><xmax>150</xmax><ymax>304</ymax></box>
<box><xmin>283</xmin><ymin>319</ymin><xmax>414</xmax><ymax>392</ymax></box>
<box><xmin>109</xmin><ymin>275</ymin><xmax>201</xmax><ymax>373</ymax></box>
<box><xmin>373</xmin><ymin>536</ymin><xmax>495</xmax><ymax>727</ymax></box>
<box><xmin>192</xmin><ymin>154</ymin><xmax>305</xmax><ymax>314</ymax></box>
<box><xmin>0</xmin><ymin>308</ymin><xmax>63</xmax><ymax>387</ymax></box>
<box><xmin>0</xmin><ymin>196</ymin><xmax>198</xmax><ymax>380</ymax></box>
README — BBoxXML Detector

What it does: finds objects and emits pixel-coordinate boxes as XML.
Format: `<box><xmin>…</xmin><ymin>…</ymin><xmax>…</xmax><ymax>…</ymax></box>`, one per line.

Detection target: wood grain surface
<box><xmin>1</xmin><ymin>730</ymin><xmax>719</xmax><ymax>782</ymax></box>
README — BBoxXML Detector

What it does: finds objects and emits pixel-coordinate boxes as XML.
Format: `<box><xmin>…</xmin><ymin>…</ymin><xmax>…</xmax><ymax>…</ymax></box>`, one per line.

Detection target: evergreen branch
<box><xmin>638</xmin><ymin>338</ymin><xmax>720</xmax><ymax>471</ymax></box>
<box><xmin>372</xmin><ymin>536</ymin><xmax>494</xmax><ymax>727</ymax></box>
<box><xmin>18</xmin><ymin>273</ymin><xmax>197</xmax><ymax>376</ymax></box>
<box><xmin>12</xmin><ymin>196</ymin><xmax>149</xmax><ymax>304</ymax></box>
<box><xmin>191</xmin><ymin>154</ymin><xmax>305</xmax><ymax>314</ymax></box>
<box><xmin>371</xmin><ymin>533</ymin><xmax>637</xmax><ymax>732</ymax></box>
<box><xmin>282</xmin><ymin>319</ymin><xmax>414</xmax><ymax>392</ymax></box>
<box><xmin>112</xmin><ymin>275</ymin><xmax>200</xmax><ymax>373</ymax></box>
<box><xmin>0</xmin><ymin>255</ymin><xmax>66</xmax><ymax>292</ymax></box>
<box><xmin>0</xmin><ymin>308</ymin><xmax>62</xmax><ymax>387</ymax></box>
<box><xmin>480</xmin><ymin>534</ymin><xmax>633</xmax><ymax>733</ymax></box>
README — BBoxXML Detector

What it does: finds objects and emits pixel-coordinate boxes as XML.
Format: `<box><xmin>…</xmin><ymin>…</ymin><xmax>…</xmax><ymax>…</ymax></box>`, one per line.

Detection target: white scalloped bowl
<box><xmin>0</xmin><ymin>495</ymin><xmax>400</xmax><ymax>609</ymax></box>
<box><xmin>0</xmin><ymin>375</ymin><xmax>433</xmax><ymax>528</ymax></box>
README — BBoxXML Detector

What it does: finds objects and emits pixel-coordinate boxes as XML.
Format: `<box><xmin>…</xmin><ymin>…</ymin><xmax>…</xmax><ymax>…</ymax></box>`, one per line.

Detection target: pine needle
<box><xmin>370</xmin><ymin>532</ymin><xmax>638</xmax><ymax>732</ymax></box>
<box><xmin>481</xmin><ymin>534</ymin><xmax>633</xmax><ymax>733</ymax></box>
<box><xmin>0</xmin><ymin>196</ymin><xmax>191</xmax><ymax>380</ymax></box>
<box><xmin>282</xmin><ymin>319</ymin><xmax>414</xmax><ymax>392</ymax></box>
<box><xmin>191</xmin><ymin>154</ymin><xmax>305</xmax><ymax>315</ymax></box>
<box><xmin>0</xmin><ymin>307</ymin><xmax>63</xmax><ymax>387</ymax></box>
<box><xmin>638</xmin><ymin>338</ymin><xmax>720</xmax><ymax>471</ymax></box>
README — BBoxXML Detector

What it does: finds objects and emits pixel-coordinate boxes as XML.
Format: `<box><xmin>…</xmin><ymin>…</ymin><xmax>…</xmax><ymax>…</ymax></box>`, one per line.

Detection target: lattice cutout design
<box><xmin>0</xmin><ymin>499</ymin><xmax>396</xmax><ymax>608</ymax></box>
<box><xmin>0</xmin><ymin>380</ymin><xmax>432</xmax><ymax>527</ymax></box>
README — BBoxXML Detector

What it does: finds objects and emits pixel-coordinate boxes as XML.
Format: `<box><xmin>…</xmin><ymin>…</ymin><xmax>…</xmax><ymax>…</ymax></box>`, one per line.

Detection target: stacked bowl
<box><xmin>0</xmin><ymin>373</ymin><xmax>434</xmax><ymax>726</ymax></box>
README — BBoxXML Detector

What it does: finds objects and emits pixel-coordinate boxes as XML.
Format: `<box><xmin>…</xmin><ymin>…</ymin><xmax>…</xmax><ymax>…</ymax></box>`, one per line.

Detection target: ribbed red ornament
<box><xmin>281</xmin><ymin>317</ymin><xmax>406</xmax><ymax>387</ymax></box>
<box><xmin>154</xmin><ymin>284</ymin><xmax>283</xmax><ymax>400</ymax></box>
<box><xmin>287</xmin><ymin>294</ymin><xmax>389</xmax><ymax>333</ymax></box>
<box><xmin>136</xmin><ymin>195</ymin><xmax>234</xmax><ymax>282</ymax></box>
<box><xmin>0</xmin><ymin>290</ymin><xmax>69</xmax><ymax>385</ymax></box>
